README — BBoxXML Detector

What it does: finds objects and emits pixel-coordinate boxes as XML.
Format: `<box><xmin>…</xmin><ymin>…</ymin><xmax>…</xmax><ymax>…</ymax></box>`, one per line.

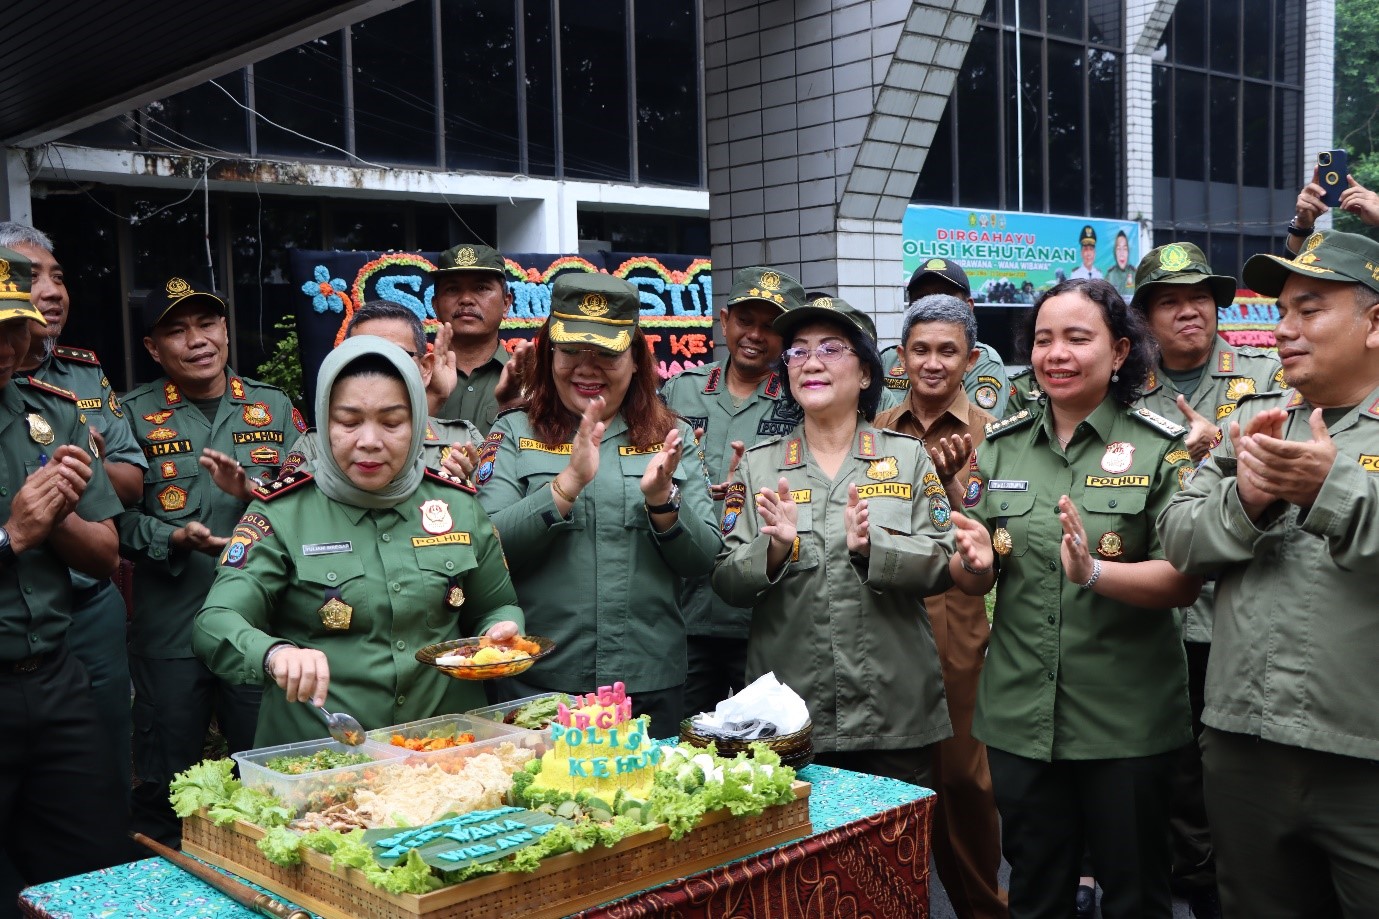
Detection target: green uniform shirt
<box><xmin>119</xmin><ymin>371</ymin><xmax>301</xmax><ymax>658</ymax></box>
<box><xmin>476</xmin><ymin>411</ymin><xmax>721</xmax><ymax>694</ymax></box>
<box><xmin>1136</xmin><ymin>336</ymin><xmax>1284</xmax><ymax>642</ymax></box>
<box><xmin>968</xmin><ymin>398</ymin><xmax>1194</xmax><ymax>761</ymax></box>
<box><xmin>659</xmin><ymin>361</ymin><xmax>801</xmax><ymax>638</ymax></box>
<box><xmin>1005</xmin><ymin>368</ymin><xmax>1041</xmax><ymax>416</ymax></box>
<box><xmin>26</xmin><ymin>346</ymin><xmax>148</xmax><ymax>591</ymax></box>
<box><xmin>1159</xmin><ymin>386</ymin><xmax>1379</xmax><ymax>761</ymax></box>
<box><xmin>284</xmin><ymin>415</ymin><xmax>481</xmax><ymax>476</ymax></box>
<box><xmin>712</xmin><ymin>425</ymin><xmax>956</xmax><ymax>753</ymax></box>
<box><xmin>879</xmin><ymin>341</ymin><xmax>1009</xmax><ymax>417</ymax></box>
<box><xmin>440</xmin><ymin>343</ymin><xmax>509</xmax><ymax>436</ymax></box>
<box><xmin>1105</xmin><ymin>264</ymin><xmax>1135</xmax><ymax>297</ymax></box>
<box><xmin>194</xmin><ymin>470</ymin><xmax>521</xmax><ymax>748</ymax></box>
<box><xmin>0</xmin><ymin>379</ymin><xmax>122</xmax><ymax>661</ymax></box>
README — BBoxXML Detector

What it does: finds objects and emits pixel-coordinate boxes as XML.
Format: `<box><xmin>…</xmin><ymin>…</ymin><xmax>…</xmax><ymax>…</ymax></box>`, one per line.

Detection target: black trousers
<box><xmin>813</xmin><ymin>745</ymin><xmax>935</xmax><ymax>790</ymax></box>
<box><xmin>0</xmin><ymin>648</ymin><xmax>130</xmax><ymax>919</ymax></box>
<box><xmin>1169</xmin><ymin>640</ymin><xmax>1215</xmax><ymax>893</ymax></box>
<box><xmin>1203</xmin><ymin>727</ymin><xmax>1379</xmax><ymax>918</ymax></box>
<box><xmin>988</xmin><ymin>746</ymin><xmax>1177</xmax><ymax>919</ymax></box>
<box><xmin>128</xmin><ymin>655</ymin><xmax>261</xmax><ymax>848</ymax></box>
<box><xmin>681</xmin><ymin>634</ymin><xmax>749</xmax><ymax>721</ymax></box>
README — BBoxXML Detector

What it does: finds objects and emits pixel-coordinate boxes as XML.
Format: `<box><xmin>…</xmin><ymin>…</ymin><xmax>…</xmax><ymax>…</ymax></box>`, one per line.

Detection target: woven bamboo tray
<box><xmin>182</xmin><ymin>780</ymin><xmax>811</xmax><ymax>919</ymax></box>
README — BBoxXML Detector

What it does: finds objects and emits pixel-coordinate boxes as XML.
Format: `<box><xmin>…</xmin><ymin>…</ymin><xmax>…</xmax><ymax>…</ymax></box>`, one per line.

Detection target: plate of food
<box><xmin>415</xmin><ymin>634</ymin><xmax>556</xmax><ymax>680</ymax></box>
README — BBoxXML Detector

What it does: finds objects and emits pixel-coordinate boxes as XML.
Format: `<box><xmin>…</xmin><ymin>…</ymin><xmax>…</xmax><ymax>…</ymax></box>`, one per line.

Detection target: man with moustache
<box><xmin>0</xmin><ymin>222</ymin><xmax>147</xmax><ymax>804</ymax></box>
<box><xmin>1160</xmin><ymin>230</ymin><xmax>1379</xmax><ymax>916</ymax></box>
<box><xmin>432</xmin><ymin>244</ymin><xmax>523</xmax><ymax>436</ymax></box>
<box><xmin>874</xmin><ymin>293</ymin><xmax>1007</xmax><ymax>919</ymax></box>
<box><xmin>660</xmin><ymin>266</ymin><xmax>805</xmax><ymax>718</ymax></box>
<box><xmin>1132</xmin><ymin>242</ymin><xmax>1281</xmax><ymax>919</ymax></box>
<box><xmin>119</xmin><ymin>277</ymin><xmax>300</xmax><ymax>847</ymax></box>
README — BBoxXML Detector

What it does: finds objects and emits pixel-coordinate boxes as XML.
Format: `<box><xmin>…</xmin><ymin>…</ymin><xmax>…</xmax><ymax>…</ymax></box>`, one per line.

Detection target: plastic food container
<box><xmin>232</xmin><ymin>736</ymin><xmax>401</xmax><ymax>815</ymax></box>
<box><xmin>364</xmin><ymin>713</ymin><xmax>547</xmax><ymax>772</ymax></box>
<box><xmin>465</xmin><ymin>692</ymin><xmax>577</xmax><ymax>732</ymax></box>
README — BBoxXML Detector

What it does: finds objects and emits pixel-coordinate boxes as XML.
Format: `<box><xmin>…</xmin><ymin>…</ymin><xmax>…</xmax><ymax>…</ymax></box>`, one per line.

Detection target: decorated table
<box><xmin>19</xmin><ymin>765</ymin><xmax>933</xmax><ymax>919</ymax></box>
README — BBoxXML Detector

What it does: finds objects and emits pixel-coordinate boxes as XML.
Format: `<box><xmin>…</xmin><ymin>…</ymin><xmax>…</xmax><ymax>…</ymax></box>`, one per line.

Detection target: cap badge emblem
<box><xmin>1304</xmin><ymin>232</ymin><xmax>1324</xmax><ymax>253</ymax></box>
<box><xmin>759</xmin><ymin>271</ymin><xmax>781</xmax><ymax>291</ymax></box>
<box><xmin>578</xmin><ymin>292</ymin><xmax>609</xmax><ymax>317</ymax></box>
<box><xmin>165</xmin><ymin>277</ymin><xmax>192</xmax><ymax>296</ymax></box>
<box><xmin>924</xmin><ymin>258</ymin><xmax>947</xmax><ymax>270</ymax></box>
<box><xmin>1159</xmin><ymin>245</ymin><xmax>1190</xmax><ymax>272</ymax></box>
<box><xmin>813</xmin><ymin>297</ymin><xmax>834</xmax><ymax>309</ymax></box>
<box><xmin>0</xmin><ymin>259</ymin><xmax>9</xmax><ymax>285</ymax></box>
<box><xmin>456</xmin><ymin>247</ymin><xmax>477</xmax><ymax>267</ymax></box>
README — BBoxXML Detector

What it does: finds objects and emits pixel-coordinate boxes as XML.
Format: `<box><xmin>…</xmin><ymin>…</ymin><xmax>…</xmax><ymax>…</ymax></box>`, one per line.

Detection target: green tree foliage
<box><xmin>256</xmin><ymin>315</ymin><xmax>305</xmax><ymax>411</ymax></box>
<box><xmin>1333</xmin><ymin>0</ymin><xmax>1379</xmax><ymax>236</ymax></box>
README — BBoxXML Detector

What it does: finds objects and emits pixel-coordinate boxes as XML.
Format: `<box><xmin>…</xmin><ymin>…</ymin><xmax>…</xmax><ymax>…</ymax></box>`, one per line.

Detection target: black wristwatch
<box><xmin>0</xmin><ymin>527</ymin><xmax>15</xmax><ymax>567</ymax></box>
<box><xmin>1287</xmin><ymin>218</ymin><xmax>1312</xmax><ymax>238</ymax></box>
<box><xmin>645</xmin><ymin>484</ymin><xmax>682</xmax><ymax>514</ymax></box>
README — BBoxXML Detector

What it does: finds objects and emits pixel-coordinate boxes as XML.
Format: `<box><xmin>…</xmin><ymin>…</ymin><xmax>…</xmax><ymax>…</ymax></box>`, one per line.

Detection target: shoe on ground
<box><xmin>1074</xmin><ymin>883</ymin><xmax>1095</xmax><ymax>919</ymax></box>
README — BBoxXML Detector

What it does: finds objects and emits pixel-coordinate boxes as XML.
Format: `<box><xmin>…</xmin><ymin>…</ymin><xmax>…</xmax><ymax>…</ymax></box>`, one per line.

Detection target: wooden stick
<box><xmin>131</xmin><ymin>833</ymin><xmax>312</xmax><ymax>919</ymax></box>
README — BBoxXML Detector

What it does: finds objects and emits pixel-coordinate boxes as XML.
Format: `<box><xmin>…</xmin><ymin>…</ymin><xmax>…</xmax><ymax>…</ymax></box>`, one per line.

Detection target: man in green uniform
<box><xmin>120</xmin><ymin>277</ymin><xmax>302</xmax><ymax>847</ymax></box>
<box><xmin>1131</xmin><ymin>242</ymin><xmax>1282</xmax><ymax>919</ymax></box>
<box><xmin>880</xmin><ymin>259</ymin><xmax>1010</xmax><ymax>416</ymax></box>
<box><xmin>0</xmin><ymin>247</ymin><xmax>129</xmax><ymax>911</ymax></box>
<box><xmin>283</xmin><ymin>300</ymin><xmax>480</xmax><ymax>478</ymax></box>
<box><xmin>433</xmin><ymin>244</ymin><xmax>523</xmax><ymax>435</ymax></box>
<box><xmin>660</xmin><ymin>266</ymin><xmax>804</xmax><ymax>719</ymax></box>
<box><xmin>1160</xmin><ymin>230</ymin><xmax>1379</xmax><ymax>917</ymax></box>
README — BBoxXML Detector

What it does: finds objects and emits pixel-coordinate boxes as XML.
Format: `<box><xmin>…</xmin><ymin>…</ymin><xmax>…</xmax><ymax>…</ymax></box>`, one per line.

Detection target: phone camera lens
<box><xmin>1320</xmin><ymin>153</ymin><xmax>1332</xmax><ymax>166</ymax></box>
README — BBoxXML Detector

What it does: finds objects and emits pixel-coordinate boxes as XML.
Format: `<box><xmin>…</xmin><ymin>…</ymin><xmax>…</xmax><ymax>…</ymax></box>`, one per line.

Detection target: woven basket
<box><xmin>678</xmin><ymin>719</ymin><xmax>814</xmax><ymax>769</ymax></box>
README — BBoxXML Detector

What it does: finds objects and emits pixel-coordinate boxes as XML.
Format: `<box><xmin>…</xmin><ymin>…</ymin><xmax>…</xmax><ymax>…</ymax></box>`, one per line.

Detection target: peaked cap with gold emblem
<box><xmin>1130</xmin><ymin>242</ymin><xmax>1237</xmax><ymax>311</ymax></box>
<box><xmin>905</xmin><ymin>257</ymin><xmax>971</xmax><ymax>300</ymax></box>
<box><xmin>142</xmin><ymin>276</ymin><xmax>226</xmax><ymax>331</ymax></box>
<box><xmin>430</xmin><ymin>243</ymin><xmax>506</xmax><ymax>279</ymax></box>
<box><xmin>1243</xmin><ymin>230</ymin><xmax>1379</xmax><ymax>297</ymax></box>
<box><xmin>0</xmin><ymin>246</ymin><xmax>45</xmax><ymax>325</ymax></box>
<box><xmin>547</xmin><ymin>272</ymin><xmax>640</xmax><ymax>353</ymax></box>
<box><xmin>774</xmin><ymin>294</ymin><xmax>878</xmax><ymax>344</ymax></box>
<box><xmin>725</xmin><ymin>266</ymin><xmax>805</xmax><ymax>313</ymax></box>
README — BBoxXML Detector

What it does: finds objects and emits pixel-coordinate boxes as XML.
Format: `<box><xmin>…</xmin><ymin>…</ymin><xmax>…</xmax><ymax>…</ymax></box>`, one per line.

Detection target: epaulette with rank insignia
<box><xmin>984</xmin><ymin>408</ymin><xmax>1036</xmax><ymax>440</ymax></box>
<box><xmin>253</xmin><ymin>471</ymin><xmax>313</xmax><ymax>501</ymax></box>
<box><xmin>1130</xmin><ymin>407</ymin><xmax>1188</xmax><ymax>438</ymax></box>
<box><xmin>54</xmin><ymin>345</ymin><xmax>100</xmax><ymax>365</ymax></box>
<box><xmin>24</xmin><ymin>376</ymin><xmax>79</xmax><ymax>402</ymax></box>
<box><xmin>425</xmin><ymin>467</ymin><xmax>477</xmax><ymax>494</ymax></box>
<box><xmin>746</xmin><ymin>434</ymin><xmax>783</xmax><ymax>453</ymax></box>
<box><xmin>493</xmin><ymin>406</ymin><xmax>524</xmax><ymax>423</ymax></box>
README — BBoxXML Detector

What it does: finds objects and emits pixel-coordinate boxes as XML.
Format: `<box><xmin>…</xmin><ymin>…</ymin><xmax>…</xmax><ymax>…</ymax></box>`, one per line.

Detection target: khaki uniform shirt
<box><xmin>875</xmin><ymin>391</ymin><xmax>996</xmax><ymax>684</ymax></box>
<box><xmin>283</xmin><ymin>416</ymin><xmax>481</xmax><ymax>477</ymax></box>
<box><xmin>440</xmin><ymin>343</ymin><xmax>509</xmax><ymax>436</ymax></box>
<box><xmin>477</xmin><ymin>411</ymin><xmax>721</xmax><ymax>694</ymax></box>
<box><xmin>1158</xmin><ymin>386</ymin><xmax>1379</xmax><ymax>761</ymax></box>
<box><xmin>0</xmin><ymin>379</ymin><xmax>123</xmax><ymax>661</ymax></box>
<box><xmin>26</xmin><ymin>346</ymin><xmax>148</xmax><ymax>591</ymax></box>
<box><xmin>712</xmin><ymin>425</ymin><xmax>956</xmax><ymax>753</ymax></box>
<box><xmin>968</xmin><ymin>398</ymin><xmax>1194</xmax><ymax>761</ymax></box>
<box><xmin>659</xmin><ymin>361</ymin><xmax>801</xmax><ymax>638</ymax></box>
<box><xmin>194</xmin><ymin>470</ymin><xmax>521</xmax><ymax>748</ymax></box>
<box><xmin>119</xmin><ymin>371</ymin><xmax>301</xmax><ymax>658</ymax></box>
<box><xmin>1136</xmin><ymin>336</ymin><xmax>1284</xmax><ymax>642</ymax></box>
<box><xmin>880</xmin><ymin>341</ymin><xmax>1009</xmax><ymax>417</ymax></box>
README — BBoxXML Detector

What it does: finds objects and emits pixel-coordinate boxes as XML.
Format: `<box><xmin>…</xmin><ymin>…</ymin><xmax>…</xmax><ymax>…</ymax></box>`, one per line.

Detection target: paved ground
<box><xmin>927</xmin><ymin>857</ymin><xmax>1197</xmax><ymax>918</ymax></box>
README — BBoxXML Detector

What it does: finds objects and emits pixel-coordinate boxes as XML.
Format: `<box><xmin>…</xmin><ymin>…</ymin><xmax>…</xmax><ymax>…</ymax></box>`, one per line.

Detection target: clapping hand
<box><xmin>442</xmin><ymin>440</ymin><xmax>479</xmax><ymax>482</ymax></box>
<box><xmin>640</xmin><ymin>427</ymin><xmax>684</xmax><ymax>506</ymax></box>
<box><xmin>707</xmin><ymin>435</ymin><xmax>746</xmax><ymax>500</ymax></box>
<box><xmin>844</xmin><ymin>483</ymin><xmax>870</xmax><ymax>557</ymax></box>
<box><xmin>756</xmin><ymin>477</ymin><xmax>798</xmax><ymax>549</ymax></box>
<box><xmin>7</xmin><ymin>445</ymin><xmax>94</xmax><ymax>553</ymax></box>
<box><xmin>428</xmin><ymin>321</ymin><xmax>459</xmax><ymax>412</ymax></box>
<box><xmin>1235</xmin><ymin>408</ymin><xmax>1336</xmax><ymax>511</ymax></box>
<box><xmin>494</xmin><ymin>339</ymin><xmax>536</xmax><ymax>411</ymax></box>
<box><xmin>949</xmin><ymin>511</ymin><xmax>993</xmax><ymax>581</ymax></box>
<box><xmin>1228</xmin><ymin>409</ymin><xmax>1286</xmax><ymax>518</ymax></box>
<box><xmin>1175</xmin><ymin>396</ymin><xmax>1221</xmax><ymax>463</ymax></box>
<box><xmin>171</xmin><ymin>521</ymin><xmax>229</xmax><ymax>556</ymax></box>
<box><xmin>200</xmin><ymin>447</ymin><xmax>253</xmax><ymax>501</ymax></box>
<box><xmin>1056</xmin><ymin>495</ymin><xmax>1094</xmax><ymax>586</ymax></box>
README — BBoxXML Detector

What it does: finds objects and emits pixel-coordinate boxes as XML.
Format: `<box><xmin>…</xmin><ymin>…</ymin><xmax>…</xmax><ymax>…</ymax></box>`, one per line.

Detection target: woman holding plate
<box><xmin>194</xmin><ymin>336</ymin><xmax>523</xmax><ymax>747</ymax></box>
<box><xmin>476</xmin><ymin>273</ymin><xmax>720</xmax><ymax>738</ymax></box>
<box><xmin>944</xmin><ymin>278</ymin><xmax>1200</xmax><ymax>918</ymax></box>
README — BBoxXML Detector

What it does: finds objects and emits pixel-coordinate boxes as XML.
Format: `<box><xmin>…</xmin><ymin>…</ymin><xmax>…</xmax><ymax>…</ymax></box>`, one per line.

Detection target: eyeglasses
<box><xmin>782</xmin><ymin>343</ymin><xmax>856</xmax><ymax>367</ymax></box>
<box><xmin>552</xmin><ymin>345</ymin><xmax>625</xmax><ymax>368</ymax></box>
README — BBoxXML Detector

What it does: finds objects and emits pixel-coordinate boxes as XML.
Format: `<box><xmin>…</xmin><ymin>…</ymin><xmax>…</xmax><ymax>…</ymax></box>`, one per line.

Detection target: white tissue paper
<box><xmin>692</xmin><ymin>672</ymin><xmax>810</xmax><ymax>734</ymax></box>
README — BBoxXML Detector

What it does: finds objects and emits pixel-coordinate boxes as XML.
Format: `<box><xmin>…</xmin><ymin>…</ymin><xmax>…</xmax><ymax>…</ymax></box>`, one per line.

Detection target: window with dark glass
<box><xmin>441</xmin><ymin>0</ymin><xmax>520</xmax><ymax>174</ymax></box>
<box><xmin>560</xmin><ymin>0</ymin><xmax>631</xmax><ymax>182</ymax></box>
<box><xmin>1046</xmin><ymin>40</ymin><xmax>1084</xmax><ymax>215</ymax></box>
<box><xmin>353</xmin><ymin>2</ymin><xmax>438</xmax><ymax>166</ymax></box>
<box><xmin>525</xmin><ymin>0</ymin><xmax>558</xmax><ymax>177</ymax></box>
<box><xmin>1086</xmin><ymin>48</ymin><xmax>1120</xmax><ymax>217</ymax></box>
<box><xmin>1174</xmin><ymin>71</ymin><xmax>1207</xmax><ymax>182</ymax></box>
<box><xmin>633</xmin><ymin>0</ymin><xmax>699</xmax><ymax>187</ymax></box>
<box><xmin>955</xmin><ymin>27</ymin><xmax>1001</xmax><ymax>210</ymax></box>
<box><xmin>1209</xmin><ymin>0</ymin><xmax>1241</xmax><ymax>76</ymax></box>
<box><xmin>253</xmin><ymin>33</ymin><xmax>348</xmax><ymax>159</ymax></box>
<box><xmin>1209</xmin><ymin>77</ymin><xmax>1239</xmax><ymax>185</ymax></box>
<box><xmin>144</xmin><ymin>73</ymin><xmax>250</xmax><ymax>155</ymax></box>
<box><xmin>1046</xmin><ymin>0</ymin><xmax>1085</xmax><ymax>41</ymax></box>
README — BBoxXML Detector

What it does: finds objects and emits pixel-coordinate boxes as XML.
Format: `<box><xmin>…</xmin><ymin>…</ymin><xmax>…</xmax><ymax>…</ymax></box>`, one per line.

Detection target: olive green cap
<box><xmin>1130</xmin><ymin>242</ymin><xmax>1237</xmax><ymax>310</ymax></box>
<box><xmin>431</xmin><ymin>243</ymin><xmax>506</xmax><ymax>278</ymax></box>
<box><xmin>0</xmin><ymin>246</ymin><xmax>43</xmax><ymax>325</ymax></box>
<box><xmin>725</xmin><ymin>266</ymin><xmax>805</xmax><ymax>312</ymax></box>
<box><xmin>1244</xmin><ymin>230</ymin><xmax>1379</xmax><ymax>297</ymax></box>
<box><xmin>548</xmin><ymin>273</ymin><xmax>640</xmax><ymax>353</ymax></box>
<box><xmin>774</xmin><ymin>295</ymin><xmax>877</xmax><ymax>344</ymax></box>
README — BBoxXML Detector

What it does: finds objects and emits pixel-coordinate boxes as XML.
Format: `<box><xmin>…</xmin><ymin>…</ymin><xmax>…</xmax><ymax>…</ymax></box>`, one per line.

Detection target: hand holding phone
<box><xmin>1319</xmin><ymin>150</ymin><xmax>1348</xmax><ymax>208</ymax></box>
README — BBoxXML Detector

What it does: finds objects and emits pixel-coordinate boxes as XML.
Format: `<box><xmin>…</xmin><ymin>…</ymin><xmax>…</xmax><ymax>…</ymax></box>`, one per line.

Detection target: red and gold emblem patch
<box><xmin>250</xmin><ymin>447</ymin><xmax>280</xmax><ymax>465</ymax></box>
<box><xmin>292</xmin><ymin>407</ymin><xmax>307</xmax><ymax>433</ymax></box>
<box><xmin>229</xmin><ymin>377</ymin><xmax>247</xmax><ymax>400</ymax></box>
<box><xmin>146</xmin><ymin>427</ymin><xmax>178</xmax><ymax>442</ymax></box>
<box><xmin>163</xmin><ymin>382</ymin><xmax>181</xmax><ymax>405</ymax></box>
<box><xmin>143</xmin><ymin>409</ymin><xmax>174</xmax><ymax>425</ymax></box>
<box><xmin>158</xmin><ymin>485</ymin><xmax>188</xmax><ymax>512</ymax></box>
<box><xmin>243</xmin><ymin>403</ymin><xmax>272</xmax><ymax>427</ymax></box>
<box><xmin>1096</xmin><ymin>531</ymin><xmax>1124</xmax><ymax>558</ymax></box>
<box><xmin>160</xmin><ymin>461</ymin><xmax>178</xmax><ymax>479</ymax></box>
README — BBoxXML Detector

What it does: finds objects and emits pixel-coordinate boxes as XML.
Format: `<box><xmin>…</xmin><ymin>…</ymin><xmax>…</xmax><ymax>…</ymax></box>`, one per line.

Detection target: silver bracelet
<box><xmin>1079</xmin><ymin>558</ymin><xmax>1102</xmax><ymax>590</ymax></box>
<box><xmin>263</xmin><ymin>642</ymin><xmax>292</xmax><ymax>677</ymax></box>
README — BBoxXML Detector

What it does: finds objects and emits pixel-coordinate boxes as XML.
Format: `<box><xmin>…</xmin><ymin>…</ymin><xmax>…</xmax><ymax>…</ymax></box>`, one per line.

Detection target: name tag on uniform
<box><xmin>1360</xmin><ymin>455</ymin><xmax>1379</xmax><ymax>472</ymax></box>
<box><xmin>302</xmin><ymin>542</ymin><xmax>352</xmax><ymax>556</ymax></box>
<box><xmin>988</xmin><ymin>479</ymin><xmax>1028</xmax><ymax>491</ymax></box>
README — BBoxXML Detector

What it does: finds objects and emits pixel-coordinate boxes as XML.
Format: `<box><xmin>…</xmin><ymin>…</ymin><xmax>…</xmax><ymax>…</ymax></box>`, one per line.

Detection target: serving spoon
<box><xmin>309</xmin><ymin>702</ymin><xmax>366</xmax><ymax>746</ymax></box>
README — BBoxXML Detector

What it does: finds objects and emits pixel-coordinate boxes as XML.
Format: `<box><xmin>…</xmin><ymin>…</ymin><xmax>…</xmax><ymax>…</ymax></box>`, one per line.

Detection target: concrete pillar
<box><xmin>1303</xmin><ymin>0</ymin><xmax>1335</xmax><ymax>230</ymax></box>
<box><xmin>0</xmin><ymin>149</ymin><xmax>32</xmax><ymax>225</ymax></box>
<box><xmin>705</xmin><ymin>0</ymin><xmax>984</xmax><ymax>347</ymax></box>
<box><xmin>1124</xmin><ymin>0</ymin><xmax>1177</xmax><ymax>253</ymax></box>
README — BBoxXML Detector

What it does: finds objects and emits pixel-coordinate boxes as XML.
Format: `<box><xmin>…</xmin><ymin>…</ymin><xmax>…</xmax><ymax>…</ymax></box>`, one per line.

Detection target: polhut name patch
<box><xmin>854</xmin><ymin>482</ymin><xmax>913</xmax><ymax>500</ymax></box>
<box><xmin>412</xmin><ymin>532</ymin><xmax>472</xmax><ymax>548</ymax></box>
